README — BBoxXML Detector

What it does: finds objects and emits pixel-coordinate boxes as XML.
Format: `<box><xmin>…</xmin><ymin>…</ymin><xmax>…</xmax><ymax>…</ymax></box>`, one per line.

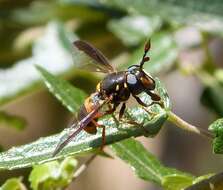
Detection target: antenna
<box><xmin>139</xmin><ymin>39</ymin><xmax>151</xmax><ymax>69</ymax></box>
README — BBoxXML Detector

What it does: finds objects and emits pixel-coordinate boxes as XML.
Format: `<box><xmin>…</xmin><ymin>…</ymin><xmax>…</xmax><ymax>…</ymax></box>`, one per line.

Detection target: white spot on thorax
<box><xmin>127</xmin><ymin>74</ymin><xmax>137</xmax><ymax>84</ymax></box>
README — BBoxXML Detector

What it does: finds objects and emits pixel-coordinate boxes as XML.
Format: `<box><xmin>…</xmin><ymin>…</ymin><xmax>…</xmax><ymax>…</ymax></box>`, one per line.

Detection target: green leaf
<box><xmin>0</xmin><ymin>178</ymin><xmax>26</xmax><ymax>190</ymax></box>
<box><xmin>209</xmin><ymin>119</ymin><xmax>223</xmax><ymax>138</ymax></box>
<box><xmin>119</xmin><ymin>33</ymin><xmax>178</xmax><ymax>75</ymax></box>
<box><xmin>0</xmin><ymin>21</ymin><xmax>76</xmax><ymax>106</ymax></box>
<box><xmin>0</xmin><ymin>68</ymin><xmax>169</xmax><ymax>170</ymax></box>
<box><xmin>200</xmin><ymin>70</ymin><xmax>223</xmax><ymax>117</ymax></box>
<box><xmin>36</xmin><ymin>65</ymin><xmax>86</xmax><ymax>113</ymax></box>
<box><xmin>110</xmin><ymin>138</ymin><xmax>194</xmax><ymax>186</ymax></box>
<box><xmin>108</xmin><ymin>15</ymin><xmax>162</xmax><ymax>46</ymax></box>
<box><xmin>60</xmin><ymin>0</ymin><xmax>101</xmax><ymax>7</ymax></box>
<box><xmin>201</xmin><ymin>84</ymin><xmax>223</xmax><ymax>117</ymax></box>
<box><xmin>162</xmin><ymin>174</ymin><xmax>194</xmax><ymax>190</ymax></box>
<box><xmin>215</xmin><ymin>69</ymin><xmax>223</xmax><ymax>83</ymax></box>
<box><xmin>185</xmin><ymin>173</ymin><xmax>223</xmax><ymax>190</ymax></box>
<box><xmin>192</xmin><ymin>173</ymin><xmax>214</xmax><ymax>185</ymax></box>
<box><xmin>0</xmin><ymin>108</ymin><xmax>167</xmax><ymax>171</ymax></box>
<box><xmin>0</xmin><ymin>111</ymin><xmax>26</xmax><ymax>130</ymax></box>
<box><xmin>29</xmin><ymin>157</ymin><xmax>78</xmax><ymax>190</ymax></box>
<box><xmin>12</xmin><ymin>1</ymin><xmax>105</xmax><ymax>25</ymax></box>
<box><xmin>100</xmin><ymin>0</ymin><xmax>223</xmax><ymax>35</ymax></box>
<box><xmin>208</xmin><ymin>118</ymin><xmax>223</xmax><ymax>154</ymax></box>
<box><xmin>155</xmin><ymin>78</ymin><xmax>171</xmax><ymax>110</ymax></box>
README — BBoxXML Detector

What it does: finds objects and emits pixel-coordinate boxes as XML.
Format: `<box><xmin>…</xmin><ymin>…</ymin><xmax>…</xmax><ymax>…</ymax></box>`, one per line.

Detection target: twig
<box><xmin>168</xmin><ymin>111</ymin><xmax>214</xmax><ymax>139</ymax></box>
<box><xmin>73</xmin><ymin>154</ymin><xmax>97</xmax><ymax>179</ymax></box>
<box><xmin>65</xmin><ymin>154</ymin><xmax>97</xmax><ymax>190</ymax></box>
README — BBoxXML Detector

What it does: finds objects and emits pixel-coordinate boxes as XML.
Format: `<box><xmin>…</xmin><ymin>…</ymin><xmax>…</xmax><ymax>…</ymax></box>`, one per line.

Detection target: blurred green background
<box><xmin>1</xmin><ymin>0</ymin><xmax>223</xmax><ymax>189</ymax></box>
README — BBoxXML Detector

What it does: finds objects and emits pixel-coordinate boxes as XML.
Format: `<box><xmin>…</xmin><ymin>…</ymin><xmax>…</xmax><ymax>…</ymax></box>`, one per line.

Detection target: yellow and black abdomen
<box><xmin>78</xmin><ymin>93</ymin><xmax>102</xmax><ymax>134</ymax></box>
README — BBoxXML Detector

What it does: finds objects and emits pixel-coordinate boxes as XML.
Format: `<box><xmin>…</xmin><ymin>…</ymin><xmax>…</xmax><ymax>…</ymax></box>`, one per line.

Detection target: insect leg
<box><xmin>133</xmin><ymin>95</ymin><xmax>148</xmax><ymax>107</ymax></box>
<box><xmin>106</xmin><ymin>102</ymin><xmax>119</xmax><ymax>125</ymax></box>
<box><xmin>92</xmin><ymin>120</ymin><xmax>106</xmax><ymax>150</ymax></box>
<box><xmin>120</xmin><ymin>111</ymin><xmax>150</xmax><ymax>137</ymax></box>
<box><xmin>118</xmin><ymin>101</ymin><xmax>141</xmax><ymax>125</ymax></box>
<box><xmin>148</xmin><ymin>101</ymin><xmax>164</xmax><ymax>108</ymax></box>
<box><xmin>106</xmin><ymin>102</ymin><xmax>119</xmax><ymax>114</ymax></box>
<box><xmin>101</xmin><ymin>125</ymin><xmax>105</xmax><ymax>150</ymax></box>
<box><xmin>134</xmin><ymin>96</ymin><xmax>160</xmax><ymax>118</ymax></box>
<box><xmin>141</xmin><ymin>106</ymin><xmax>157</xmax><ymax>118</ymax></box>
<box><xmin>112</xmin><ymin>101</ymin><xmax>150</xmax><ymax>136</ymax></box>
<box><xmin>119</xmin><ymin>103</ymin><xmax>126</xmax><ymax>120</ymax></box>
<box><xmin>145</xmin><ymin>90</ymin><xmax>161</xmax><ymax>102</ymax></box>
<box><xmin>135</xmin><ymin>92</ymin><xmax>164</xmax><ymax>108</ymax></box>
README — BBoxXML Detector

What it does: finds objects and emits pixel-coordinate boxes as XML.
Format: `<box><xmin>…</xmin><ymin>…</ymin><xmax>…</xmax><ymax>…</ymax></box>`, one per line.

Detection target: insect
<box><xmin>53</xmin><ymin>39</ymin><xmax>162</xmax><ymax>156</ymax></box>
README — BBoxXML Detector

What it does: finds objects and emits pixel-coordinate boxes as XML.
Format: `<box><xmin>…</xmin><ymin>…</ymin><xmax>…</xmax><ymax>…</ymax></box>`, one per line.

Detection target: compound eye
<box><xmin>140</xmin><ymin>75</ymin><xmax>155</xmax><ymax>90</ymax></box>
<box><xmin>127</xmin><ymin>74</ymin><xmax>137</xmax><ymax>85</ymax></box>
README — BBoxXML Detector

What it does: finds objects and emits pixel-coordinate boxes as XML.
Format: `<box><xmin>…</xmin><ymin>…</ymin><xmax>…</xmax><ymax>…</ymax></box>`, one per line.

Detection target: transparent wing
<box><xmin>72</xmin><ymin>40</ymin><xmax>115</xmax><ymax>73</ymax></box>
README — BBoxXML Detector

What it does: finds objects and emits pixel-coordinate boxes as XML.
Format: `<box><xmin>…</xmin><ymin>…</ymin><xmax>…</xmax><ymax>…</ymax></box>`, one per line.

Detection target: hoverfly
<box><xmin>53</xmin><ymin>40</ymin><xmax>162</xmax><ymax>156</ymax></box>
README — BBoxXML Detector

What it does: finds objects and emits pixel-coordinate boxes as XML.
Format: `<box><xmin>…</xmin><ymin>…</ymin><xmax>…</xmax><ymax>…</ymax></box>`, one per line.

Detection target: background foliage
<box><xmin>1</xmin><ymin>0</ymin><xmax>223</xmax><ymax>190</ymax></box>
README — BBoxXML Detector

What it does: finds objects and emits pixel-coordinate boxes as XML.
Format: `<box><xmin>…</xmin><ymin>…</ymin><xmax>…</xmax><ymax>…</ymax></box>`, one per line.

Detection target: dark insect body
<box><xmin>53</xmin><ymin>39</ymin><xmax>162</xmax><ymax>156</ymax></box>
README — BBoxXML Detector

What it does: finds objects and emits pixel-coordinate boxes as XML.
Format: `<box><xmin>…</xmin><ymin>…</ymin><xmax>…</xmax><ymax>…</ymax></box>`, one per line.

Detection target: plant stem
<box><xmin>168</xmin><ymin>111</ymin><xmax>214</xmax><ymax>139</ymax></box>
<box><xmin>73</xmin><ymin>154</ymin><xmax>97</xmax><ymax>179</ymax></box>
<box><xmin>66</xmin><ymin>154</ymin><xmax>97</xmax><ymax>190</ymax></box>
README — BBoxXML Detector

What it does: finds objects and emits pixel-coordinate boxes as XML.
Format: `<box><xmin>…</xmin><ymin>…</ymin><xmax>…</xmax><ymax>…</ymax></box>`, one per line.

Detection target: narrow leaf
<box><xmin>192</xmin><ymin>173</ymin><xmax>214</xmax><ymax>185</ymax></box>
<box><xmin>162</xmin><ymin>174</ymin><xmax>194</xmax><ymax>190</ymax></box>
<box><xmin>185</xmin><ymin>172</ymin><xmax>223</xmax><ymax>190</ymax></box>
<box><xmin>0</xmin><ymin>109</ymin><xmax>167</xmax><ymax>170</ymax></box>
<box><xmin>201</xmin><ymin>84</ymin><xmax>223</xmax><ymax>117</ymax></box>
<box><xmin>111</xmin><ymin>138</ymin><xmax>164</xmax><ymax>184</ymax></box>
<box><xmin>208</xmin><ymin>118</ymin><xmax>223</xmax><ymax>154</ymax></box>
<box><xmin>36</xmin><ymin>65</ymin><xmax>86</xmax><ymax>113</ymax></box>
<box><xmin>110</xmin><ymin>138</ymin><xmax>194</xmax><ymax>186</ymax></box>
